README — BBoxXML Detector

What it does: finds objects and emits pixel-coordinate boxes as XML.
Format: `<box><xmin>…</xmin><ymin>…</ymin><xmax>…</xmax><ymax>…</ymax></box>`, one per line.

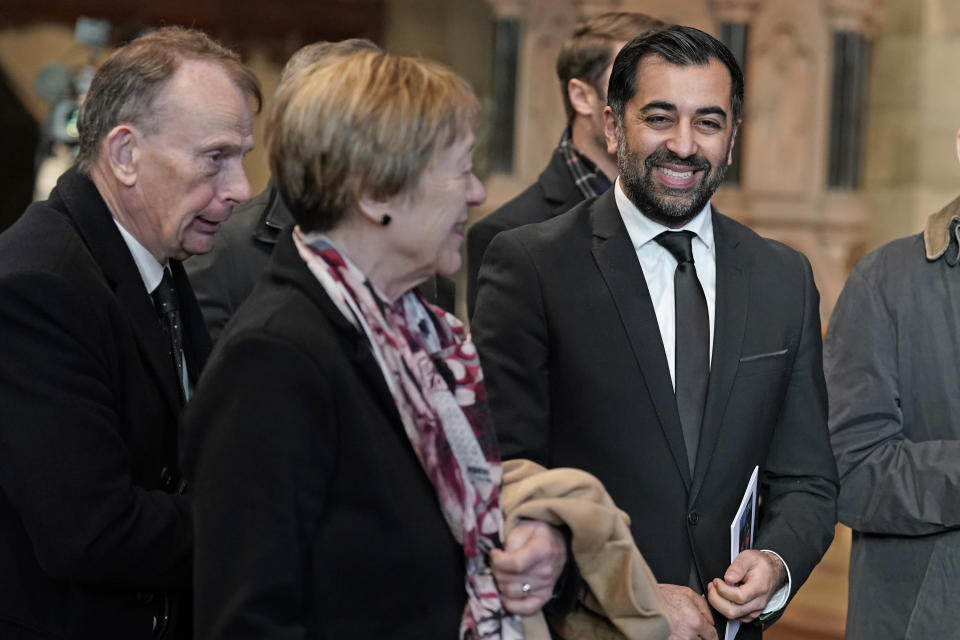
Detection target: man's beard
<box><xmin>617</xmin><ymin>129</ymin><xmax>730</xmax><ymax>227</ymax></box>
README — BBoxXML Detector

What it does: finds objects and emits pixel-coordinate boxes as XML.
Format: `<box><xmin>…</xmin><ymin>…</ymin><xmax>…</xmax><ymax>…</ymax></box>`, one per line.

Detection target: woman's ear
<box><xmin>356</xmin><ymin>193</ymin><xmax>391</xmax><ymax>227</ymax></box>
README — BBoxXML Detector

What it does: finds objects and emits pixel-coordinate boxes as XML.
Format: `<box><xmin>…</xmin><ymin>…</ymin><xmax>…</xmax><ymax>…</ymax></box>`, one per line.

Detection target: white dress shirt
<box><xmin>613</xmin><ymin>178</ymin><xmax>790</xmax><ymax>613</ymax></box>
<box><xmin>114</xmin><ymin>220</ymin><xmax>192</xmax><ymax>398</ymax></box>
<box><xmin>614</xmin><ymin>178</ymin><xmax>716</xmax><ymax>389</ymax></box>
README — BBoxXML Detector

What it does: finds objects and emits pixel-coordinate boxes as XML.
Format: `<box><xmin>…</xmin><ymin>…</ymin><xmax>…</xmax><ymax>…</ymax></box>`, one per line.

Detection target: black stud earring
<box><xmin>380</xmin><ymin>213</ymin><xmax>392</xmax><ymax>226</ymax></box>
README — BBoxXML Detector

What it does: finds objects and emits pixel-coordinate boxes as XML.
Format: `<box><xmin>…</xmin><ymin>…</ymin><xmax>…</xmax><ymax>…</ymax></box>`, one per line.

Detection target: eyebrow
<box><xmin>640</xmin><ymin>101</ymin><xmax>728</xmax><ymax>120</ymax></box>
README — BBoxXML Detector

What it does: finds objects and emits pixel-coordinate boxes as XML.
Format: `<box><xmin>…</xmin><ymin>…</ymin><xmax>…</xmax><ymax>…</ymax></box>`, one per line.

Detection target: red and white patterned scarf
<box><xmin>294</xmin><ymin>229</ymin><xmax>523</xmax><ymax>640</ymax></box>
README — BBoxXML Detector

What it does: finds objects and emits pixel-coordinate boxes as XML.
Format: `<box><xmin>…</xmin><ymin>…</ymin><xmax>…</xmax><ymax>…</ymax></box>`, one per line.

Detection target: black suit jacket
<box><xmin>465</xmin><ymin>147</ymin><xmax>585</xmax><ymax>319</ymax></box>
<box><xmin>472</xmin><ymin>190</ymin><xmax>838</xmax><ymax>637</ymax></box>
<box><xmin>187</xmin><ymin>185</ymin><xmax>457</xmax><ymax>341</ymax></box>
<box><xmin>0</xmin><ymin>169</ymin><xmax>208</xmax><ymax>639</ymax></box>
<box><xmin>183</xmin><ymin>228</ymin><xmax>466</xmax><ymax>638</ymax></box>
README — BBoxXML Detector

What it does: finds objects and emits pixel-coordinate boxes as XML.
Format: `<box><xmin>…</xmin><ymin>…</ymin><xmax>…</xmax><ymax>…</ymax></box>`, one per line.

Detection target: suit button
<box><xmin>688</xmin><ymin>510</ymin><xmax>700</xmax><ymax>525</ymax></box>
<box><xmin>159</xmin><ymin>466</ymin><xmax>174</xmax><ymax>490</ymax></box>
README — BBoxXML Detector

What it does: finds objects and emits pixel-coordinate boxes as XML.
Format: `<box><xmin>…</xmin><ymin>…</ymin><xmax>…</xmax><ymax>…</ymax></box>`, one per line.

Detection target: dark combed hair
<box><xmin>607</xmin><ymin>25</ymin><xmax>744</xmax><ymax>125</ymax></box>
<box><xmin>76</xmin><ymin>26</ymin><xmax>262</xmax><ymax>173</ymax></box>
<box><xmin>555</xmin><ymin>11</ymin><xmax>664</xmax><ymax>122</ymax></box>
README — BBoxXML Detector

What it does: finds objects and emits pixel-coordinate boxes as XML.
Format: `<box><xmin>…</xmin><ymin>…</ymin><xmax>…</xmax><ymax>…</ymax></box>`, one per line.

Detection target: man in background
<box><xmin>0</xmin><ymin>27</ymin><xmax>260</xmax><ymax>639</ymax></box>
<box><xmin>825</xmin><ymin>128</ymin><xmax>960</xmax><ymax>639</ymax></box>
<box><xmin>465</xmin><ymin>11</ymin><xmax>662</xmax><ymax>318</ymax></box>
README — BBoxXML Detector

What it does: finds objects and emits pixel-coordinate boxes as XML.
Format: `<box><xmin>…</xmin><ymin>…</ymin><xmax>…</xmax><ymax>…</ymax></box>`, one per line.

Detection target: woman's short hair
<box><xmin>76</xmin><ymin>26</ymin><xmax>261</xmax><ymax>173</ymax></box>
<box><xmin>269</xmin><ymin>49</ymin><xmax>479</xmax><ymax>232</ymax></box>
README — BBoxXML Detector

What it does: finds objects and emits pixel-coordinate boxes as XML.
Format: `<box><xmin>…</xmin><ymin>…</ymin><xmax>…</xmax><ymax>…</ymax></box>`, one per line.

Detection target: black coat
<box><xmin>472</xmin><ymin>190</ymin><xmax>839</xmax><ymax>638</ymax></box>
<box><xmin>0</xmin><ymin>169</ymin><xmax>208</xmax><ymax>639</ymax></box>
<box><xmin>465</xmin><ymin>148</ymin><xmax>585</xmax><ymax>319</ymax></box>
<box><xmin>183</xmin><ymin>228</ymin><xmax>467</xmax><ymax>638</ymax></box>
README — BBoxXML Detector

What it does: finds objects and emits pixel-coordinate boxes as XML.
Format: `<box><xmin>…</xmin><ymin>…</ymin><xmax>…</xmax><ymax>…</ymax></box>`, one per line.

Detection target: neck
<box><xmin>325</xmin><ymin>222</ymin><xmax>430</xmax><ymax>304</ymax></box>
<box><xmin>570</xmin><ymin>116</ymin><xmax>617</xmax><ymax>181</ymax></box>
<box><xmin>89</xmin><ymin>163</ymin><xmax>167</xmax><ymax>264</ymax></box>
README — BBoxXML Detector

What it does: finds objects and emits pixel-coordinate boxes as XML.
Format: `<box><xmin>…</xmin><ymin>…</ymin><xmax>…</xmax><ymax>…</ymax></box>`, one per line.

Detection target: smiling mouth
<box><xmin>655</xmin><ymin>165</ymin><xmax>703</xmax><ymax>189</ymax></box>
<box><xmin>658</xmin><ymin>167</ymin><xmax>694</xmax><ymax>180</ymax></box>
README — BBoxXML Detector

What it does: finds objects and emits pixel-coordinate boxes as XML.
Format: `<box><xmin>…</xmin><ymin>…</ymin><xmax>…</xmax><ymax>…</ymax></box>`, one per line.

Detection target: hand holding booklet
<box><xmin>724</xmin><ymin>465</ymin><xmax>758</xmax><ymax>640</ymax></box>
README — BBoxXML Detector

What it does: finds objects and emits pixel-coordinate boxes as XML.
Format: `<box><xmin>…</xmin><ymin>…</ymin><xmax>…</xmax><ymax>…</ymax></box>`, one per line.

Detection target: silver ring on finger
<box><xmin>520</xmin><ymin>582</ymin><xmax>532</xmax><ymax>597</ymax></box>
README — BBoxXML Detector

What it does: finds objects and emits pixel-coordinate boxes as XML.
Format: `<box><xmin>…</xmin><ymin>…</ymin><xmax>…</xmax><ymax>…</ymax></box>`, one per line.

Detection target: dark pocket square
<box><xmin>739</xmin><ymin>348</ymin><xmax>789</xmax><ymax>363</ymax></box>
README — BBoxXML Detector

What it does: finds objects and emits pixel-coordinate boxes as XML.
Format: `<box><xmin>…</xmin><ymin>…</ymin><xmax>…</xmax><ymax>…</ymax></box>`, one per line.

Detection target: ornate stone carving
<box><xmin>706</xmin><ymin>0</ymin><xmax>761</xmax><ymax>24</ymax></box>
<box><xmin>826</xmin><ymin>0</ymin><xmax>883</xmax><ymax>36</ymax></box>
<box><xmin>484</xmin><ymin>0</ymin><xmax>532</xmax><ymax>20</ymax></box>
<box><xmin>745</xmin><ymin>22</ymin><xmax>815</xmax><ymax>194</ymax></box>
<box><xmin>571</xmin><ymin>0</ymin><xmax>620</xmax><ymax>18</ymax></box>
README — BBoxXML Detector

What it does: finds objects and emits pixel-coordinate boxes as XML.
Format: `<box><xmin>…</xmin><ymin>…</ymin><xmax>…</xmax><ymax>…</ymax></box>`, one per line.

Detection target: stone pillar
<box><xmin>479</xmin><ymin>0</ymin><xmax>576</xmax><ymax>216</ymax></box>
<box><xmin>708</xmin><ymin>0</ymin><xmax>761</xmax><ymax>23</ymax></box>
<box><xmin>705</xmin><ymin>0</ymin><xmax>879</xmax><ymax>325</ymax></box>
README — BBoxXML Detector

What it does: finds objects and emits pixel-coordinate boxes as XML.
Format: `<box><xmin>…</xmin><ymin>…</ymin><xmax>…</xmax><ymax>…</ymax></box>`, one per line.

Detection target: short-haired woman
<box><xmin>184</xmin><ymin>49</ymin><xmax>566</xmax><ymax>638</ymax></box>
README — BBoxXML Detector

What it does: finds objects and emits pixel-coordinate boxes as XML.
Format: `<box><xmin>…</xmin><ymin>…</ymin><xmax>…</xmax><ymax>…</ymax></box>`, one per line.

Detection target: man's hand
<box><xmin>491</xmin><ymin>519</ymin><xmax>567</xmax><ymax>616</ymax></box>
<box><xmin>660</xmin><ymin>583</ymin><xmax>718</xmax><ymax>640</ymax></box>
<box><xmin>707</xmin><ymin>550</ymin><xmax>786</xmax><ymax>623</ymax></box>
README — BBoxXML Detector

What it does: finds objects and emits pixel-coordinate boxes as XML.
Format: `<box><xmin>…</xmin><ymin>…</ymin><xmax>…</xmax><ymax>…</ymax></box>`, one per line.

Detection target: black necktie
<box><xmin>152</xmin><ymin>268</ymin><xmax>185</xmax><ymax>401</ymax></box>
<box><xmin>655</xmin><ymin>231</ymin><xmax>709</xmax><ymax>473</ymax></box>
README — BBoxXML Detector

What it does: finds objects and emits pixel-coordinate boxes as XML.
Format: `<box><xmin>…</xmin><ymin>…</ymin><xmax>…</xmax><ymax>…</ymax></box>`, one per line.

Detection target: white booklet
<box><xmin>724</xmin><ymin>465</ymin><xmax>758</xmax><ymax>640</ymax></box>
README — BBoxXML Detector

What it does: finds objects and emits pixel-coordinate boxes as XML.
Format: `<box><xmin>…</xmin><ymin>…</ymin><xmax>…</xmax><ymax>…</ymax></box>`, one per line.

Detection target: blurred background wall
<box><xmin>2</xmin><ymin>1</ymin><xmax>959</xmax><ymax>636</ymax></box>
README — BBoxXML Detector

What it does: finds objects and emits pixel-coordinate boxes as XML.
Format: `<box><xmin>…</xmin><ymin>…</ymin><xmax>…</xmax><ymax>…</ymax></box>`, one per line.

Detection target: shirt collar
<box><xmin>113</xmin><ymin>219</ymin><xmax>165</xmax><ymax>293</ymax></box>
<box><xmin>614</xmin><ymin>177</ymin><xmax>714</xmax><ymax>252</ymax></box>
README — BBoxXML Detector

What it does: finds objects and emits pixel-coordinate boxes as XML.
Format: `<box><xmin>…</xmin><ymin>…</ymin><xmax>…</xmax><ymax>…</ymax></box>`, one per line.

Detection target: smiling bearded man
<box><xmin>472</xmin><ymin>25</ymin><xmax>838</xmax><ymax>640</ymax></box>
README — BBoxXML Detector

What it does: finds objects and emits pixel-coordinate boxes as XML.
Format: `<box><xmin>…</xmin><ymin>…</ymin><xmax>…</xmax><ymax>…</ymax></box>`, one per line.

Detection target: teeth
<box><xmin>659</xmin><ymin>167</ymin><xmax>693</xmax><ymax>179</ymax></box>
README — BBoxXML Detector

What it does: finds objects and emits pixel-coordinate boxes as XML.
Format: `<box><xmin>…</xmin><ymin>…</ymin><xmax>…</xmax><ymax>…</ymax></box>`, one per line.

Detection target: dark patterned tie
<box><xmin>655</xmin><ymin>231</ymin><xmax>709</xmax><ymax>473</ymax></box>
<box><xmin>152</xmin><ymin>268</ymin><xmax>185</xmax><ymax>401</ymax></box>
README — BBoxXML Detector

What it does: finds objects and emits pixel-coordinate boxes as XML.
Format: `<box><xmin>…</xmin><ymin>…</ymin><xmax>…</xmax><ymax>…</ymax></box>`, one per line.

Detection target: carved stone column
<box><xmin>485</xmin><ymin>0</ymin><xmax>532</xmax><ymax>20</ymax></box>
<box><xmin>707</xmin><ymin>0</ymin><xmax>761</xmax><ymax>24</ymax></box>
<box><xmin>708</xmin><ymin>0</ymin><xmax>879</xmax><ymax>325</ymax></box>
<box><xmin>571</xmin><ymin>0</ymin><xmax>624</xmax><ymax>18</ymax></box>
<box><xmin>480</xmin><ymin>0</ymin><xmax>577</xmax><ymax>216</ymax></box>
<box><xmin>827</xmin><ymin>0</ymin><xmax>882</xmax><ymax>36</ymax></box>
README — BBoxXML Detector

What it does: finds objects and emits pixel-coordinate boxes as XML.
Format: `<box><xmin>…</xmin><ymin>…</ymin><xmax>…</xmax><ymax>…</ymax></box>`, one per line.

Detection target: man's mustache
<box><xmin>643</xmin><ymin>148</ymin><xmax>711</xmax><ymax>172</ymax></box>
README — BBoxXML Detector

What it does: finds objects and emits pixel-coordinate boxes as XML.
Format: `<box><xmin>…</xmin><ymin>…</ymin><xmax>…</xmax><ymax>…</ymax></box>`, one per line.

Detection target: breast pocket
<box><xmin>736</xmin><ymin>348</ymin><xmax>789</xmax><ymax>377</ymax></box>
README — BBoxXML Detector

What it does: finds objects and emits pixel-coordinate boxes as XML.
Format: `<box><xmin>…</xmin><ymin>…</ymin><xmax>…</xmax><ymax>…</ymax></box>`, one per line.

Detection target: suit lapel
<box><xmin>690</xmin><ymin>212</ymin><xmax>749</xmax><ymax>502</ymax></box>
<box><xmin>59</xmin><ymin>169</ymin><xmax>183</xmax><ymax>416</ymax></box>
<box><xmin>590</xmin><ymin>191</ymin><xmax>692</xmax><ymax>489</ymax></box>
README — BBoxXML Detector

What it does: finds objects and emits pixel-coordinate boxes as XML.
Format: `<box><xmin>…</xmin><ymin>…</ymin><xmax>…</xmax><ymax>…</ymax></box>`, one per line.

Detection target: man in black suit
<box><xmin>465</xmin><ymin>11</ymin><xmax>662</xmax><ymax>318</ymax></box>
<box><xmin>0</xmin><ymin>28</ymin><xmax>260</xmax><ymax>639</ymax></box>
<box><xmin>473</xmin><ymin>26</ymin><xmax>837</xmax><ymax>640</ymax></box>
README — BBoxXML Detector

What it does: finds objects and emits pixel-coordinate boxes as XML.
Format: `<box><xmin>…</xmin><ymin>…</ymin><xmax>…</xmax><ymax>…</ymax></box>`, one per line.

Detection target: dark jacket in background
<box><xmin>465</xmin><ymin>147</ymin><xmax>585</xmax><ymax>319</ymax></box>
<box><xmin>187</xmin><ymin>185</ymin><xmax>456</xmax><ymax>341</ymax></box>
<box><xmin>0</xmin><ymin>168</ymin><xmax>205</xmax><ymax>639</ymax></box>
<box><xmin>184</xmin><ymin>227</ymin><xmax>466</xmax><ymax>638</ymax></box>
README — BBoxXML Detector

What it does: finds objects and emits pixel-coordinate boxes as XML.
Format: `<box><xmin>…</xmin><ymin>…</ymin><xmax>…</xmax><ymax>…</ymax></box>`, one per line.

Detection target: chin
<box><xmin>182</xmin><ymin>235</ymin><xmax>216</xmax><ymax>258</ymax></box>
<box><xmin>435</xmin><ymin>254</ymin><xmax>462</xmax><ymax>278</ymax></box>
